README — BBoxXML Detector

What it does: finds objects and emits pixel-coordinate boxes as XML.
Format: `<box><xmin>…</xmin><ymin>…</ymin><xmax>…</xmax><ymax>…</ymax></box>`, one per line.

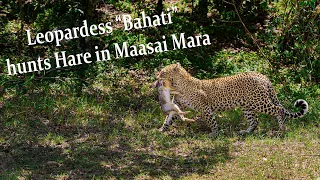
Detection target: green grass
<box><xmin>1</xmin><ymin>50</ymin><xmax>320</xmax><ymax>179</ymax></box>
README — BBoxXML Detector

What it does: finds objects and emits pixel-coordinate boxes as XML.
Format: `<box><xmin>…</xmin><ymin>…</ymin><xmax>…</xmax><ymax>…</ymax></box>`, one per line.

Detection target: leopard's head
<box><xmin>150</xmin><ymin>63</ymin><xmax>190</xmax><ymax>89</ymax></box>
<box><xmin>157</xmin><ymin>63</ymin><xmax>190</xmax><ymax>82</ymax></box>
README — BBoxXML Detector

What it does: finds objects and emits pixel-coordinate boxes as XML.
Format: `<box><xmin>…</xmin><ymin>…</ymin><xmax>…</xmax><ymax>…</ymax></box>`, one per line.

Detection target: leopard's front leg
<box><xmin>176</xmin><ymin>95</ymin><xmax>218</xmax><ymax>138</ymax></box>
<box><xmin>159</xmin><ymin>113</ymin><xmax>179</xmax><ymax>132</ymax></box>
<box><xmin>201</xmin><ymin>106</ymin><xmax>218</xmax><ymax>138</ymax></box>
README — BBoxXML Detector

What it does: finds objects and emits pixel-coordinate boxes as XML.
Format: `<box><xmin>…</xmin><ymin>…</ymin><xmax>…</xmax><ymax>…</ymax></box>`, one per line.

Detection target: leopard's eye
<box><xmin>160</xmin><ymin>72</ymin><xmax>166</xmax><ymax>77</ymax></box>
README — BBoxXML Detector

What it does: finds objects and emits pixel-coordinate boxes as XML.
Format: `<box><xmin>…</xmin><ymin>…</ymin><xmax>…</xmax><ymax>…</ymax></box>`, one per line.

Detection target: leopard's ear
<box><xmin>173</xmin><ymin>62</ymin><xmax>181</xmax><ymax>72</ymax></box>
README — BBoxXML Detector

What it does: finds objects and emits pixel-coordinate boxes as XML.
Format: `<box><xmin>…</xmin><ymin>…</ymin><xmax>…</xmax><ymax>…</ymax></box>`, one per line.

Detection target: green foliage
<box><xmin>265</xmin><ymin>0</ymin><xmax>320</xmax><ymax>81</ymax></box>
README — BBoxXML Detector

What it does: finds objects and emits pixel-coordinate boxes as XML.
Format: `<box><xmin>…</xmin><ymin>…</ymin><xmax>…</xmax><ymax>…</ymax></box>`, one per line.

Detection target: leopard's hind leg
<box><xmin>240</xmin><ymin>110</ymin><xmax>258</xmax><ymax>135</ymax></box>
<box><xmin>256</xmin><ymin>101</ymin><xmax>286</xmax><ymax>134</ymax></box>
<box><xmin>267</xmin><ymin>85</ymin><xmax>287</xmax><ymax>133</ymax></box>
<box><xmin>267</xmin><ymin>83</ymin><xmax>282</xmax><ymax>107</ymax></box>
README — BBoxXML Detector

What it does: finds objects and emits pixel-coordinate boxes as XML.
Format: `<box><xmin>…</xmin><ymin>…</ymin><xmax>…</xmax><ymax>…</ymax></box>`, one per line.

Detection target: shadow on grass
<box><xmin>0</xmin><ymin>120</ymin><xmax>231</xmax><ymax>179</ymax></box>
<box><xmin>0</xmin><ymin>84</ymin><xmax>231</xmax><ymax>179</ymax></box>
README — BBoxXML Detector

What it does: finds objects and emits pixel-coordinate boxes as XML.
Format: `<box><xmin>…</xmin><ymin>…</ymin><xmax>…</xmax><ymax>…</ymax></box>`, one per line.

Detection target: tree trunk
<box><xmin>18</xmin><ymin>0</ymin><xmax>24</xmax><ymax>56</ymax></box>
<box><xmin>197</xmin><ymin>0</ymin><xmax>209</xmax><ymax>24</ymax></box>
<box><xmin>156</xmin><ymin>0</ymin><xmax>163</xmax><ymax>15</ymax></box>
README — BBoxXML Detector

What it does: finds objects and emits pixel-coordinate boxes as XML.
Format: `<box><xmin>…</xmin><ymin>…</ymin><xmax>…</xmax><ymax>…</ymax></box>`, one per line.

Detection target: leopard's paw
<box><xmin>239</xmin><ymin>130</ymin><xmax>249</xmax><ymax>135</ymax></box>
<box><xmin>208</xmin><ymin>132</ymin><xmax>218</xmax><ymax>139</ymax></box>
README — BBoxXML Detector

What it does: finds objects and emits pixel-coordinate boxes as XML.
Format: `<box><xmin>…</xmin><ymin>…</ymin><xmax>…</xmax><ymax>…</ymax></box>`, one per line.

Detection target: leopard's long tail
<box><xmin>266</xmin><ymin>83</ymin><xmax>308</xmax><ymax>119</ymax></box>
<box><xmin>283</xmin><ymin>99</ymin><xmax>308</xmax><ymax>119</ymax></box>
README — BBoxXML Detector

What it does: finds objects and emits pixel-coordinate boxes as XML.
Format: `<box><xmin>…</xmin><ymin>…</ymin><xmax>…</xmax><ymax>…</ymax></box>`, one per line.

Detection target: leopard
<box><xmin>155</xmin><ymin>63</ymin><xmax>308</xmax><ymax>138</ymax></box>
<box><xmin>150</xmin><ymin>79</ymin><xmax>195</xmax><ymax>132</ymax></box>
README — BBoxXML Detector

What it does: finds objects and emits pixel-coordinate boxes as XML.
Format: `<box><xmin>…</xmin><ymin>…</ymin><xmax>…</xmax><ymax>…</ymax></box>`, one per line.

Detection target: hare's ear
<box><xmin>149</xmin><ymin>80</ymin><xmax>159</xmax><ymax>88</ymax></box>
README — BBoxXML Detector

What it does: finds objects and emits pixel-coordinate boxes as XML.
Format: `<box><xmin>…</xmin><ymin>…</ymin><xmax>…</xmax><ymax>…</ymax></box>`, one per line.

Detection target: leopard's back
<box><xmin>200</xmin><ymin>72</ymin><xmax>274</xmax><ymax>111</ymax></box>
